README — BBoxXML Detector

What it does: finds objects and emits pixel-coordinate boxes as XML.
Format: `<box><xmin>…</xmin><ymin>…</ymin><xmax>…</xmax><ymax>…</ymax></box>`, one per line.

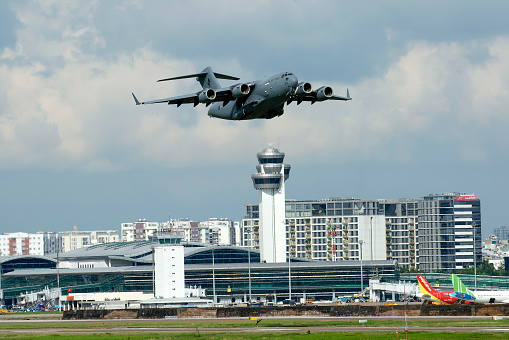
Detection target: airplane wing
<box><xmin>132</xmin><ymin>88</ymin><xmax>235</xmax><ymax>107</ymax></box>
<box><xmin>290</xmin><ymin>87</ymin><xmax>351</xmax><ymax>105</ymax></box>
<box><xmin>132</xmin><ymin>81</ymin><xmax>256</xmax><ymax>108</ymax></box>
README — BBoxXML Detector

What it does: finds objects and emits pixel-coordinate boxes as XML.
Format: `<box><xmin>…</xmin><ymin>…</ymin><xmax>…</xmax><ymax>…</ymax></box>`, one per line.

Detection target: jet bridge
<box><xmin>369</xmin><ymin>278</ymin><xmax>418</xmax><ymax>302</ymax></box>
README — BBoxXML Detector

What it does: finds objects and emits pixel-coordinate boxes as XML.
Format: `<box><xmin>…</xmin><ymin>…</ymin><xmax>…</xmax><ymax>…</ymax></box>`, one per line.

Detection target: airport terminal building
<box><xmin>0</xmin><ymin>241</ymin><xmax>397</xmax><ymax>306</ymax></box>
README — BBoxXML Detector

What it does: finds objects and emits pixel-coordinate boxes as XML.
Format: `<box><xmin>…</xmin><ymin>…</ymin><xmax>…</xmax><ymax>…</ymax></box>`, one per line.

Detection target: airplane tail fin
<box><xmin>157</xmin><ymin>66</ymin><xmax>239</xmax><ymax>89</ymax></box>
<box><xmin>417</xmin><ymin>275</ymin><xmax>437</xmax><ymax>296</ymax></box>
<box><xmin>451</xmin><ymin>274</ymin><xmax>476</xmax><ymax>299</ymax></box>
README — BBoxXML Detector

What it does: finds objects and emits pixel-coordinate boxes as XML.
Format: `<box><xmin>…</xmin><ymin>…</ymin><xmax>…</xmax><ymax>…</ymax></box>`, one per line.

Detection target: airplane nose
<box><xmin>289</xmin><ymin>75</ymin><xmax>299</xmax><ymax>87</ymax></box>
<box><xmin>289</xmin><ymin>75</ymin><xmax>298</xmax><ymax>87</ymax></box>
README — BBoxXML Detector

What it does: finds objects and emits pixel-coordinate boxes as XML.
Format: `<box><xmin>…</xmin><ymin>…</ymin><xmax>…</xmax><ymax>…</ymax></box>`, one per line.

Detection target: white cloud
<box><xmin>1</xmin><ymin>1</ymin><xmax>509</xmax><ymax>172</ymax></box>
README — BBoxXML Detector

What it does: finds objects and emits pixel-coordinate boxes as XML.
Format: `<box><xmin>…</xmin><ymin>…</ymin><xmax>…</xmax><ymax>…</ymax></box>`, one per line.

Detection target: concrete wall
<box><xmin>63</xmin><ymin>304</ymin><xmax>421</xmax><ymax>319</ymax></box>
<box><xmin>420</xmin><ymin>304</ymin><xmax>509</xmax><ymax>316</ymax></box>
<box><xmin>63</xmin><ymin>304</ymin><xmax>509</xmax><ymax>320</ymax></box>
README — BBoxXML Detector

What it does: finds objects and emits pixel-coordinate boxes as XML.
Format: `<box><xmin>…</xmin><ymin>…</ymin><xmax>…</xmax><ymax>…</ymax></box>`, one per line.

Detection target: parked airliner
<box><xmin>451</xmin><ymin>274</ymin><xmax>509</xmax><ymax>304</ymax></box>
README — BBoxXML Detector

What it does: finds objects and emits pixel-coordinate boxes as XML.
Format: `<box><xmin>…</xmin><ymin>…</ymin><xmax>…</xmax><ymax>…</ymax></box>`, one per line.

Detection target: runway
<box><xmin>1</xmin><ymin>316</ymin><xmax>509</xmax><ymax>335</ymax></box>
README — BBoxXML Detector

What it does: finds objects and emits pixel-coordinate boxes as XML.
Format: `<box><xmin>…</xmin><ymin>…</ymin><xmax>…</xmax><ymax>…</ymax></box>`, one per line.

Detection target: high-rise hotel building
<box><xmin>417</xmin><ymin>193</ymin><xmax>481</xmax><ymax>272</ymax></box>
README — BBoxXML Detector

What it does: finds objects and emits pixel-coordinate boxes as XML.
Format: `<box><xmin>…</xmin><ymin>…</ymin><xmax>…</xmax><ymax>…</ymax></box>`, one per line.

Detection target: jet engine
<box><xmin>316</xmin><ymin>86</ymin><xmax>333</xmax><ymax>101</ymax></box>
<box><xmin>198</xmin><ymin>89</ymin><xmax>216</xmax><ymax>103</ymax></box>
<box><xmin>232</xmin><ymin>83</ymin><xmax>251</xmax><ymax>98</ymax></box>
<box><xmin>296</xmin><ymin>82</ymin><xmax>312</xmax><ymax>95</ymax></box>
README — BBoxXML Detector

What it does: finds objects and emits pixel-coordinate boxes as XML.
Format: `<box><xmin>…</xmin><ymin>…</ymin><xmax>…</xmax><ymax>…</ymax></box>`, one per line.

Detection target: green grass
<box><xmin>2</xmin><ymin>318</ymin><xmax>509</xmax><ymax>329</ymax></box>
<box><xmin>0</xmin><ymin>331</ymin><xmax>509</xmax><ymax>340</ymax></box>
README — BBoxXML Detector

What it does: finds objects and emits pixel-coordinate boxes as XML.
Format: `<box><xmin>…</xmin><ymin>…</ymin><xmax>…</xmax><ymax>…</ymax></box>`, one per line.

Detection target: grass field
<box><xmin>2</xmin><ymin>318</ymin><xmax>509</xmax><ymax>329</ymax></box>
<box><xmin>2</xmin><ymin>317</ymin><xmax>509</xmax><ymax>339</ymax></box>
<box><xmin>0</xmin><ymin>331</ymin><xmax>509</xmax><ymax>340</ymax></box>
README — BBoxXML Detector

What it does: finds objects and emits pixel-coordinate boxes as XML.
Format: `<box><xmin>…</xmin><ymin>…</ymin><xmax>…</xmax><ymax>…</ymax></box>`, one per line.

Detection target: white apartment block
<box><xmin>200</xmin><ymin>218</ymin><xmax>238</xmax><ymax>246</ymax></box>
<box><xmin>121</xmin><ymin>219</ymin><xmax>160</xmax><ymax>242</ymax></box>
<box><xmin>122</xmin><ymin>218</ymin><xmax>240</xmax><ymax>246</ymax></box>
<box><xmin>60</xmin><ymin>229</ymin><xmax>119</xmax><ymax>253</ymax></box>
<box><xmin>0</xmin><ymin>232</ymin><xmax>46</xmax><ymax>256</ymax></box>
<box><xmin>243</xmin><ymin>198</ymin><xmax>415</xmax><ymax>265</ymax></box>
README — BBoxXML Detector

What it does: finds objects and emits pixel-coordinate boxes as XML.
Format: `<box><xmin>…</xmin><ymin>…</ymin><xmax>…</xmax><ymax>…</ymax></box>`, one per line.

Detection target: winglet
<box><xmin>347</xmin><ymin>88</ymin><xmax>351</xmax><ymax>100</ymax></box>
<box><xmin>132</xmin><ymin>93</ymin><xmax>142</xmax><ymax>105</ymax></box>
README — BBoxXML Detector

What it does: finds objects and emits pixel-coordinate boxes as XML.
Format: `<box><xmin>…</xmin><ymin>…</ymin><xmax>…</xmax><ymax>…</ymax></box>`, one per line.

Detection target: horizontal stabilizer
<box><xmin>158</xmin><ymin>71</ymin><xmax>239</xmax><ymax>82</ymax></box>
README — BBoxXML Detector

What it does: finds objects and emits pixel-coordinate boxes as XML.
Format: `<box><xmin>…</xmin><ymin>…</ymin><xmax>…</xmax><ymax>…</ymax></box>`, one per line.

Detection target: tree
<box><xmin>458</xmin><ymin>261</ymin><xmax>508</xmax><ymax>276</ymax></box>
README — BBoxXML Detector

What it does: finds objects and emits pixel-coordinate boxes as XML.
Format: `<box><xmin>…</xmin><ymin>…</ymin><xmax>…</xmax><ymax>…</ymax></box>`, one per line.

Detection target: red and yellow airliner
<box><xmin>417</xmin><ymin>275</ymin><xmax>471</xmax><ymax>304</ymax></box>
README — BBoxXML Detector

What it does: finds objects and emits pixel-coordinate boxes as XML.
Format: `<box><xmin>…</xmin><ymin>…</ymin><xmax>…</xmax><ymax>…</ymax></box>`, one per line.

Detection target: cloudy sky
<box><xmin>1</xmin><ymin>1</ymin><xmax>508</xmax><ymax>236</ymax></box>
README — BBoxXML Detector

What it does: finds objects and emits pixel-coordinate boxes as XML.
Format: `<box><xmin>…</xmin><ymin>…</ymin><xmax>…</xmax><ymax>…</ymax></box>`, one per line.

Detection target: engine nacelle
<box><xmin>296</xmin><ymin>82</ymin><xmax>312</xmax><ymax>95</ymax></box>
<box><xmin>316</xmin><ymin>86</ymin><xmax>333</xmax><ymax>101</ymax></box>
<box><xmin>232</xmin><ymin>83</ymin><xmax>251</xmax><ymax>98</ymax></box>
<box><xmin>198</xmin><ymin>89</ymin><xmax>216</xmax><ymax>103</ymax></box>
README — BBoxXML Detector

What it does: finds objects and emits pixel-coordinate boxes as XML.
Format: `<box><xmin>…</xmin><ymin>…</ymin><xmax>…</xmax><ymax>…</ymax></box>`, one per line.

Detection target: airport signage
<box><xmin>455</xmin><ymin>195</ymin><xmax>477</xmax><ymax>201</ymax></box>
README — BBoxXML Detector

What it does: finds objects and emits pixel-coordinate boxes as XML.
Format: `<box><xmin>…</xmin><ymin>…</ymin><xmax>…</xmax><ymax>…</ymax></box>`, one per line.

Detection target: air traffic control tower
<box><xmin>251</xmin><ymin>146</ymin><xmax>290</xmax><ymax>263</ymax></box>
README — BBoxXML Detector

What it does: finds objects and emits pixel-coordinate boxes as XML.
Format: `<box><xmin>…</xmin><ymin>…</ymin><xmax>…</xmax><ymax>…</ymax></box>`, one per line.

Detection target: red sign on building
<box><xmin>455</xmin><ymin>195</ymin><xmax>477</xmax><ymax>201</ymax></box>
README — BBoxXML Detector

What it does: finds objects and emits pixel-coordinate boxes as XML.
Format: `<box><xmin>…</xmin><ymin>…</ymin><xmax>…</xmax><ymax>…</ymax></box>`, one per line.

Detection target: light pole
<box><xmin>288</xmin><ymin>246</ymin><xmax>292</xmax><ymax>301</ymax></box>
<box><xmin>212</xmin><ymin>247</ymin><xmax>216</xmax><ymax>305</ymax></box>
<box><xmin>248</xmin><ymin>244</ymin><xmax>252</xmax><ymax>303</ymax></box>
<box><xmin>370</xmin><ymin>217</ymin><xmax>374</xmax><ymax>260</ymax></box>
<box><xmin>472</xmin><ymin>222</ymin><xmax>477</xmax><ymax>291</ymax></box>
<box><xmin>359</xmin><ymin>240</ymin><xmax>364</xmax><ymax>294</ymax></box>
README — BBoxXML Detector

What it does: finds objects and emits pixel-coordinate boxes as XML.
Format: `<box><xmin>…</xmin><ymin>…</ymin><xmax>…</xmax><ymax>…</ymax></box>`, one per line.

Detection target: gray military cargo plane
<box><xmin>132</xmin><ymin>67</ymin><xmax>351</xmax><ymax>120</ymax></box>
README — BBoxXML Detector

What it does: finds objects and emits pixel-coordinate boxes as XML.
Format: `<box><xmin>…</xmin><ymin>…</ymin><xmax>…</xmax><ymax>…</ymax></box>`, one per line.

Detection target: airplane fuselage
<box><xmin>471</xmin><ymin>290</ymin><xmax>509</xmax><ymax>304</ymax></box>
<box><xmin>207</xmin><ymin>72</ymin><xmax>299</xmax><ymax>120</ymax></box>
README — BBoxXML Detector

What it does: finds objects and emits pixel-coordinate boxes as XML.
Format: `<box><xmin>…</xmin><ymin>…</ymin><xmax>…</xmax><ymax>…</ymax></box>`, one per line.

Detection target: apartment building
<box><xmin>60</xmin><ymin>229</ymin><xmax>119</xmax><ymax>253</ymax></box>
<box><xmin>121</xmin><ymin>219</ymin><xmax>160</xmax><ymax>242</ymax></box>
<box><xmin>122</xmin><ymin>218</ymin><xmax>240</xmax><ymax>245</ymax></box>
<box><xmin>0</xmin><ymin>232</ymin><xmax>45</xmax><ymax>256</ymax></box>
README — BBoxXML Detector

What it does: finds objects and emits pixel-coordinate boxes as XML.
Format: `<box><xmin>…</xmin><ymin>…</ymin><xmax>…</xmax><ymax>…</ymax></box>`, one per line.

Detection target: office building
<box><xmin>494</xmin><ymin>226</ymin><xmax>509</xmax><ymax>241</ymax></box>
<box><xmin>417</xmin><ymin>193</ymin><xmax>481</xmax><ymax>272</ymax></box>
